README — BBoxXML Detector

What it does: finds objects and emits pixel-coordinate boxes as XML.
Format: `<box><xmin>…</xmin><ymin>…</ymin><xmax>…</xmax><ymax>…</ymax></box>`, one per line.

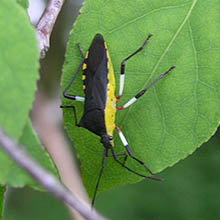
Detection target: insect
<box><xmin>61</xmin><ymin>33</ymin><xmax>175</xmax><ymax>207</ymax></box>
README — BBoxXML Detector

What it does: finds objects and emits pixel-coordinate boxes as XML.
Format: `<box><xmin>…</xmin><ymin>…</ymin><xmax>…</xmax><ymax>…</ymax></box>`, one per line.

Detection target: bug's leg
<box><xmin>60</xmin><ymin>105</ymin><xmax>79</xmax><ymax>126</ymax></box>
<box><xmin>122</xmin><ymin>154</ymin><xmax>128</xmax><ymax>165</ymax></box>
<box><xmin>115</xmin><ymin>126</ymin><xmax>154</xmax><ymax>175</ymax></box>
<box><xmin>117</xmin><ymin>34</ymin><xmax>153</xmax><ymax>101</ymax></box>
<box><xmin>91</xmin><ymin>148</ymin><xmax>108</xmax><ymax>208</ymax></box>
<box><xmin>63</xmin><ymin>58</ymin><xmax>85</xmax><ymax>101</ymax></box>
<box><xmin>117</xmin><ymin>66</ymin><xmax>175</xmax><ymax>110</ymax></box>
<box><xmin>77</xmin><ymin>43</ymin><xmax>85</xmax><ymax>59</ymax></box>
<box><xmin>107</xmin><ymin>152</ymin><xmax>128</xmax><ymax>165</ymax></box>
<box><xmin>63</xmin><ymin>42</ymin><xmax>87</xmax><ymax>100</ymax></box>
<box><xmin>110</xmin><ymin>146</ymin><xmax>163</xmax><ymax>182</ymax></box>
<box><xmin>61</xmin><ymin>58</ymin><xmax>85</xmax><ymax>124</ymax></box>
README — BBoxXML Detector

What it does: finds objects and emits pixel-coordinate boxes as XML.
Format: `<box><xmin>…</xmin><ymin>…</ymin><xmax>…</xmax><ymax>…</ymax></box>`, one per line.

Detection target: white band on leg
<box><xmin>118</xmin><ymin>129</ymin><xmax>128</xmax><ymax>146</ymax></box>
<box><xmin>119</xmin><ymin>75</ymin><xmax>125</xmax><ymax>96</ymax></box>
<box><xmin>123</xmin><ymin>97</ymin><xmax>137</xmax><ymax>109</ymax></box>
<box><xmin>75</xmin><ymin>96</ymin><xmax>85</xmax><ymax>102</ymax></box>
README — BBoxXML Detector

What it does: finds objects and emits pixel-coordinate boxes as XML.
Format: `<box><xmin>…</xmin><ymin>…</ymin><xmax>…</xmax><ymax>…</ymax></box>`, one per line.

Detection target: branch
<box><xmin>36</xmin><ymin>0</ymin><xmax>65</xmax><ymax>58</ymax></box>
<box><xmin>32</xmin><ymin>93</ymin><xmax>90</xmax><ymax>220</ymax></box>
<box><xmin>0</xmin><ymin>128</ymin><xmax>107</xmax><ymax>220</ymax></box>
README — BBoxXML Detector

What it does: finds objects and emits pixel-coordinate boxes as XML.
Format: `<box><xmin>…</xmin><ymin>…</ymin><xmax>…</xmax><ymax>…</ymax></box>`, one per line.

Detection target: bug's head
<box><xmin>100</xmin><ymin>134</ymin><xmax>113</xmax><ymax>149</ymax></box>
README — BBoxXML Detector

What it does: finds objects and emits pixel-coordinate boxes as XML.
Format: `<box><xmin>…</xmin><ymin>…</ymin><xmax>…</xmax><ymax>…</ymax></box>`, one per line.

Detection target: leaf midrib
<box><xmin>121</xmin><ymin>0</ymin><xmax>198</xmax><ymax>128</ymax></box>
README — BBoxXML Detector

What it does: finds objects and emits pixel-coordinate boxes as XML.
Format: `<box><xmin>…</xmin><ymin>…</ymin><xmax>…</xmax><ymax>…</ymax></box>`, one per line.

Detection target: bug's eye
<box><xmin>109</xmin><ymin>136</ymin><xmax>113</xmax><ymax>140</ymax></box>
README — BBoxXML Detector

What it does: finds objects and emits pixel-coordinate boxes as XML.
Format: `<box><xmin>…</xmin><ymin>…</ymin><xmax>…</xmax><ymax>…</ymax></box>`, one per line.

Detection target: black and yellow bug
<box><xmin>61</xmin><ymin>34</ymin><xmax>175</xmax><ymax>207</ymax></box>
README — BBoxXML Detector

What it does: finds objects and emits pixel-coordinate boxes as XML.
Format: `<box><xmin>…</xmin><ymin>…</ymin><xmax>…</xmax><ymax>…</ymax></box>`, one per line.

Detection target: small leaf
<box><xmin>0</xmin><ymin>120</ymin><xmax>59</xmax><ymax>189</ymax></box>
<box><xmin>62</xmin><ymin>0</ymin><xmax>220</xmax><ymax>197</ymax></box>
<box><xmin>0</xmin><ymin>185</ymin><xmax>6</xmax><ymax>220</ymax></box>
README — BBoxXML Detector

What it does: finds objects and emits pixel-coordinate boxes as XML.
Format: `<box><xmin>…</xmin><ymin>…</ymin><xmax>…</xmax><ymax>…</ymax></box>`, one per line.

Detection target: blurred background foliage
<box><xmin>4</xmin><ymin>0</ymin><xmax>220</xmax><ymax>219</ymax></box>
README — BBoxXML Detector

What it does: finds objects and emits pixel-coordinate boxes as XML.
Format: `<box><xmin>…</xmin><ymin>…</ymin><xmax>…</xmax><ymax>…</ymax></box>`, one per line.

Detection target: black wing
<box><xmin>79</xmin><ymin>34</ymin><xmax>109</xmax><ymax>136</ymax></box>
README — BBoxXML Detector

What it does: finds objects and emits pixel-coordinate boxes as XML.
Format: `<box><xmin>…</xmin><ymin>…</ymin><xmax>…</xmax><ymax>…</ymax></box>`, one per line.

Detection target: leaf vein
<box><xmin>108</xmin><ymin>3</ymin><xmax>192</xmax><ymax>34</ymax></box>
<box><xmin>144</xmin><ymin>0</ymin><xmax>198</xmax><ymax>88</ymax></box>
<box><xmin>188</xmin><ymin>20</ymin><xmax>199</xmax><ymax>137</ymax></box>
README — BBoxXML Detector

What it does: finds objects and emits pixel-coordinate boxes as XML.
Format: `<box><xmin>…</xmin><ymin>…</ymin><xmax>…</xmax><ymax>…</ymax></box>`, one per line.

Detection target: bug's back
<box><xmin>78</xmin><ymin>34</ymin><xmax>116</xmax><ymax>138</ymax></box>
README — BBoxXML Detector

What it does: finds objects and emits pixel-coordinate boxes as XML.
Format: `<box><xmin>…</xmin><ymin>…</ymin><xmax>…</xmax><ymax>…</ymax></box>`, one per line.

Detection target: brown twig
<box><xmin>0</xmin><ymin>128</ymin><xmax>107</xmax><ymax>220</ymax></box>
<box><xmin>36</xmin><ymin>0</ymin><xmax>65</xmax><ymax>58</ymax></box>
<box><xmin>32</xmin><ymin>92</ymin><xmax>89</xmax><ymax>220</ymax></box>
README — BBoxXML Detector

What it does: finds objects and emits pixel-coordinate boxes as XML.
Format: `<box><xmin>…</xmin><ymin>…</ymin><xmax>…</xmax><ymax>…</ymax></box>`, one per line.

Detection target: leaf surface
<box><xmin>0</xmin><ymin>0</ymin><xmax>58</xmax><ymax>188</ymax></box>
<box><xmin>0</xmin><ymin>0</ymin><xmax>39</xmax><ymax>140</ymax></box>
<box><xmin>62</xmin><ymin>0</ymin><xmax>220</xmax><ymax>197</ymax></box>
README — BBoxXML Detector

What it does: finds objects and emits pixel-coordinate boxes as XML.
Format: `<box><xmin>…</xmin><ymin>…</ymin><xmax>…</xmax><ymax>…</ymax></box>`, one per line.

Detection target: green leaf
<box><xmin>0</xmin><ymin>0</ymin><xmax>58</xmax><ymax>191</ymax></box>
<box><xmin>96</xmin><ymin>131</ymin><xmax>220</xmax><ymax>219</ymax></box>
<box><xmin>16</xmin><ymin>0</ymin><xmax>29</xmax><ymax>9</ymax></box>
<box><xmin>0</xmin><ymin>0</ymin><xmax>39</xmax><ymax>140</ymax></box>
<box><xmin>61</xmin><ymin>0</ymin><xmax>220</xmax><ymax>197</ymax></box>
<box><xmin>0</xmin><ymin>0</ymin><xmax>49</xmax><ymax>188</ymax></box>
<box><xmin>0</xmin><ymin>186</ymin><xmax>6</xmax><ymax>220</ymax></box>
<box><xmin>0</xmin><ymin>120</ymin><xmax>59</xmax><ymax>188</ymax></box>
